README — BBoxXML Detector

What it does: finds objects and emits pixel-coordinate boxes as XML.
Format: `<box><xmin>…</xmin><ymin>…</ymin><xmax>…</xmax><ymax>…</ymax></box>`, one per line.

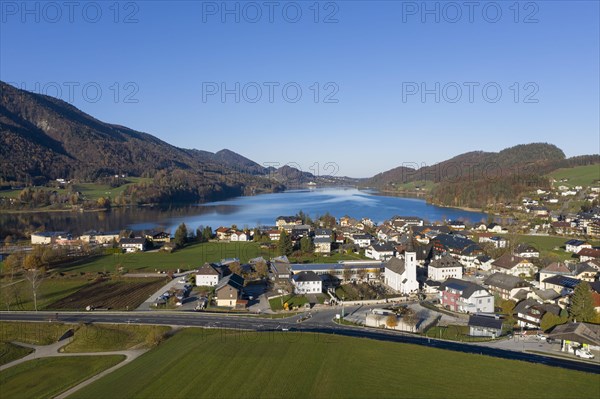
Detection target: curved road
<box><xmin>1</xmin><ymin>310</ymin><xmax>598</xmax><ymax>375</ymax></box>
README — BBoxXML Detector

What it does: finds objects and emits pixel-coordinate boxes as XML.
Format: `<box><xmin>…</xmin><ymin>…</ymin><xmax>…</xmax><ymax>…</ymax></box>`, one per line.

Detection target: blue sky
<box><xmin>1</xmin><ymin>1</ymin><xmax>598</xmax><ymax>177</ymax></box>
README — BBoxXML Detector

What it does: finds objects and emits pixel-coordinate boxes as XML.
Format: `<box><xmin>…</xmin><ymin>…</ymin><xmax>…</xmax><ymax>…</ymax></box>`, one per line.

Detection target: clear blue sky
<box><xmin>1</xmin><ymin>1</ymin><xmax>598</xmax><ymax>177</ymax></box>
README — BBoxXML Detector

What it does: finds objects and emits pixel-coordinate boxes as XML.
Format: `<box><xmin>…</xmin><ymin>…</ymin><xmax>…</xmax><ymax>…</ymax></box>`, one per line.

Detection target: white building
<box><xmin>119</xmin><ymin>237</ymin><xmax>147</xmax><ymax>253</ymax></box>
<box><xmin>428</xmin><ymin>253</ymin><xmax>463</xmax><ymax>281</ymax></box>
<box><xmin>350</xmin><ymin>234</ymin><xmax>372</xmax><ymax>248</ymax></box>
<box><xmin>384</xmin><ymin>249</ymin><xmax>418</xmax><ymax>294</ymax></box>
<box><xmin>230</xmin><ymin>231</ymin><xmax>248</xmax><ymax>242</ymax></box>
<box><xmin>291</xmin><ymin>271</ymin><xmax>322</xmax><ymax>294</ymax></box>
<box><xmin>365</xmin><ymin>243</ymin><xmax>396</xmax><ymax>261</ymax></box>
<box><xmin>195</xmin><ymin>263</ymin><xmax>221</xmax><ymax>286</ymax></box>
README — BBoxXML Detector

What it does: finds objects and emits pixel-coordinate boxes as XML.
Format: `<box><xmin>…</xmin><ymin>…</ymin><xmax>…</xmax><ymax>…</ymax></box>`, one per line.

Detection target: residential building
<box><xmin>215</xmin><ymin>227</ymin><xmax>232</xmax><ymax>240</ymax></box>
<box><xmin>215</xmin><ymin>274</ymin><xmax>244</xmax><ymax>307</ymax></box>
<box><xmin>31</xmin><ymin>231</ymin><xmax>69</xmax><ymax>245</ymax></box>
<box><xmin>479</xmin><ymin>235</ymin><xmax>508</xmax><ymax>248</ymax></box>
<box><xmin>195</xmin><ymin>263</ymin><xmax>221</xmax><ymax>286</ymax></box>
<box><xmin>144</xmin><ymin>230</ymin><xmax>171</xmax><ymax>243</ymax></box>
<box><xmin>515</xmin><ymin>243</ymin><xmax>540</xmax><ymax>258</ymax></box>
<box><xmin>491</xmin><ymin>253</ymin><xmax>536</xmax><ymax>278</ymax></box>
<box><xmin>427</xmin><ymin>253</ymin><xmax>463</xmax><ymax>281</ymax></box>
<box><xmin>541</xmin><ymin>275</ymin><xmax>581</xmax><ymax>294</ymax></box>
<box><xmin>565</xmin><ymin>239</ymin><xmax>592</xmax><ymax>254</ymax></box>
<box><xmin>314</xmin><ymin>237</ymin><xmax>332</xmax><ymax>253</ymax></box>
<box><xmin>291</xmin><ymin>271</ymin><xmax>323</xmax><ymax>294</ymax></box>
<box><xmin>578</xmin><ymin>248</ymin><xmax>600</xmax><ymax>262</ymax></box>
<box><xmin>350</xmin><ymin>234</ymin><xmax>372</xmax><ymax>248</ymax></box>
<box><xmin>230</xmin><ymin>231</ymin><xmax>249</xmax><ymax>242</ymax></box>
<box><xmin>468</xmin><ymin>315</ymin><xmax>503</xmax><ymax>338</ymax></box>
<box><xmin>365</xmin><ymin>242</ymin><xmax>396</xmax><ymax>261</ymax></box>
<box><xmin>439</xmin><ymin>278</ymin><xmax>494</xmax><ymax>314</ymax></box>
<box><xmin>119</xmin><ymin>237</ymin><xmax>148</xmax><ymax>253</ymax></box>
<box><xmin>514</xmin><ymin>299</ymin><xmax>561</xmax><ymax>329</ymax></box>
<box><xmin>484</xmin><ymin>273</ymin><xmax>530</xmax><ymax>301</ymax></box>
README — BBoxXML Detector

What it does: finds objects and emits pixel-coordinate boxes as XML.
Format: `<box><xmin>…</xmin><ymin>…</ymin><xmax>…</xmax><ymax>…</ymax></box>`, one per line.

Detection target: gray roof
<box><xmin>468</xmin><ymin>315</ymin><xmax>503</xmax><ymax>330</ymax></box>
<box><xmin>196</xmin><ymin>263</ymin><xmax>220</xmax><ymax>276</ymax></box>
<box><xmin>385</xmin><ymin>257</ymin><xmax>405</xmax><ymax>275</ymax></box>
<box><xmin>439</xmin><ymin>278</ymin><xmax>487</xmax><ymax>299</ymax></box>
<box><xmin>429</xmin><ymin>254</ymin><xmax>462</xmax><ymax>269</ymax></box>
<box><xmin>484</xmin><ymin>273</ymin><xmax>528</xmax><ymax>291</ymax></box>
<box><xmin>548</xmin><ymin>322</ymin><xmax>600</xmax><ymax>346</ymax></box>
<box><xmin>314</xmin><ymin>237</ymin><xmax>332</xmax><ymax>244</ymax></box>
<box><xmin>292</xmin><ymin>271</ymin><xmax>322</xmax><ymax>282</ymax></box>
<box><xmin>216</xmin><ymin>273</ymin><xmax>244</xmax><ymax>291</ymax></box>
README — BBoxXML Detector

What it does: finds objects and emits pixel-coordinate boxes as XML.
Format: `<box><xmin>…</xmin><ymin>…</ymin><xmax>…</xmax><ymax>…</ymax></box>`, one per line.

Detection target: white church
<box><xmin>384</xmin><ymin>246</ymin><xmax>419</xmax><ymax>294</ymax></box>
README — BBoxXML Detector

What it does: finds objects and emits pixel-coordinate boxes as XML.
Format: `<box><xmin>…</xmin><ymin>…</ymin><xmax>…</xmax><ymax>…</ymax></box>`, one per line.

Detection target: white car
<box><xmin>575</xmin><ymin>348</ymin><xmax>595</xmax><ymax>359</ymax></box>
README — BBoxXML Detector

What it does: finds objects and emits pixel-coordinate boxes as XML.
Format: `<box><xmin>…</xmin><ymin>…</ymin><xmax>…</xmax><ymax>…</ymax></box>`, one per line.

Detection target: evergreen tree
<box><xmin>174</xmin><ymin>223</ymin><xmax>188</xmax><ymax>248</ymax></box>
<box><xmin>278</xmin><ymin>231</ymin><xmax>293</xmax><ymax>256</ymax></box>
<box><xmin>300</xmin><ymin>236</ymin><xmax>314</xmax><ymax>253</ymax></box>
<box><xmin>570</xmin><ymin>281</ymin><xmax>596</xmax><ymax>322</ymax></box>
<box><xmin>202</xmin><ymin>226</ymin><xmax>213</xmax><ymax>242</ymax></box>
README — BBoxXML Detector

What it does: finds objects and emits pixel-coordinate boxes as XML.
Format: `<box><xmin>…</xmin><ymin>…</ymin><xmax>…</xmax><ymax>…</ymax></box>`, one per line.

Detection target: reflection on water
<box><xmin>0</xmin><ymin>188</ymin><xmax>487</xmax><ymax>237</ymax></box>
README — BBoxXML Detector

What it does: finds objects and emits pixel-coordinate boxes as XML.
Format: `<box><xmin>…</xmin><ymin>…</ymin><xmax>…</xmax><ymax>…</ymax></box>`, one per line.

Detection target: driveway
<box><xmin>135</xmin><ymin>272</ymin><xmax>194</xmax><ymax>311</ymax></box>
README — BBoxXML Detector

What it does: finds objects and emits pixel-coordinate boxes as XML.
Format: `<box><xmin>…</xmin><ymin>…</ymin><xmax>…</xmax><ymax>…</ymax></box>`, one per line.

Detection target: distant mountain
<box><xmin>0</xmin><ymin>81</ymin><xmax>283</xmax><ymax>202</ymax></box>
<box><xmin>363</xmin><ymin>143</ymin><xmax>599</xmax><ymax>209</ymax></box>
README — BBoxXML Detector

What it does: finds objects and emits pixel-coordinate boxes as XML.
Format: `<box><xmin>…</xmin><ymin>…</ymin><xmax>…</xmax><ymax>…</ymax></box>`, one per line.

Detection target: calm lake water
<box><xmin>0</xmin><ymin>188</ymin><xmax>486</xmax><ymax>237</ymax></box>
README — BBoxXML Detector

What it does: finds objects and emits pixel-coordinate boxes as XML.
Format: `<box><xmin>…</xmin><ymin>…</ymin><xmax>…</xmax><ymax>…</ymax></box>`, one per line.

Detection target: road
<box><xmin>1</xmin><ymin>310</ymin><xmax>598</xmax><ymax>375</ymax></box>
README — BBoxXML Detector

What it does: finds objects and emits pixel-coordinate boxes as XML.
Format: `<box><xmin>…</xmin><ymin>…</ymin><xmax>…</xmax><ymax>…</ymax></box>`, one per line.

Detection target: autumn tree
<box><xmin>570</xmin><ymin>281</ymin><xmax>596</xmax><ymax>322</ymax></box>
<box><xmin>23</xmin><ymin>255</ymin><xmax>45</xmax><ymax>311</ymax></box>
<box><xmin>403</xmin><ymin>308</ymin><xmax>419</xmax><ymax>332</ymax></box>
<box><xmin>540</xmin><ymin>312</ymin><xmax>568</xmax><ymax>332</ymax></box>
<box><xmin>386</xmin><ymin>314</ymin><xmax>398</xmax><ymax>329</ymax></box>
<box><xmin>255</xmin><ymin>261</ymin><xmax>268</xmax><ymax>278</ymax></box>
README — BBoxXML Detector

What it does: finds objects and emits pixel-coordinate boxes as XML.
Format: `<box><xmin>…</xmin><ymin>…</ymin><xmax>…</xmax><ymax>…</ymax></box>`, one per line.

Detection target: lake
<box><xmin>0</xmin><ymin>188</ymin><xmax>487</xmax><ymax>237</ymax></box>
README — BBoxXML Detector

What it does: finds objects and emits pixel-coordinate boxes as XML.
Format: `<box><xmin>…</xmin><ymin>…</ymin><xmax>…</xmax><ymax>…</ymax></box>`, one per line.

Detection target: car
<box><xmin>575</xmin><ymin>348</ymin><xmax>595</xmax><ymax>359</ymax></box>
<box><xmin>179</xmin><ymin>278</ymin><xmax>187</xmax><ymax>283</ymax></box>
<box><xmin>163</xmin><ymin>292</ymin><xmax>171</xmax><ymax>297</ymax></box>
<box><xmin>536</xmin><ymin>333</ymin><xmax>547</xmax><ymax>341</ymax></box>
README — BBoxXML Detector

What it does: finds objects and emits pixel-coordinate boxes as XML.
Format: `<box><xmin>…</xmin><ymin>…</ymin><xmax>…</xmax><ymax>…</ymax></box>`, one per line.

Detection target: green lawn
<box><xmin>0</xmin><ymin>322</ymin><xmax>67</xmax><ymax>345</ymax></box>
<box><xmin>269</xmin><ymin>294</ymin><xmax>309</xmax><ymax>311</ymax></box>
<box><xmin>62</xmin><ymin>324</ymin><xmax>170</xmax><ymax>352</ymax></box>
<box><xmin>0</xmin><ymin>276</ymin><xmax>90</xmax><ymax>311</ymax></box>
<box><xmin>549</xmin><ymin>164</ymin><xmax>600</xmax><ymax>187</ymax></box>
<box><xmin>61</xmin><ymin>242</ymin><xmax>367</xmax><ymax>273</ymax></box>
<box><xmin>423</xmin><ymin>325</ymin><xmax>492</xmax><ymax>342</ymax></box>
<box><xmin>0</xmin><ymin>355</ymin><xmax>125</xmax><ymax>399</ymax></box>
<box><xmin>71</xmin><ymin>328</ymin><xmax>598</xmax><ymax>399</ymax></box>
<box><xmin>0</xmin><ymin>342</ymin><xmax>34</xmax><ymax>366</ymax></box>
<box><xmin>73</xmin><ymin>177</ymin><xmax>151</xmax><ymax>200</ymax></box>
<box><xmin>516</xmin><ymin>235</ymin><xmax>600</xmax><ymax>261</ymax></box>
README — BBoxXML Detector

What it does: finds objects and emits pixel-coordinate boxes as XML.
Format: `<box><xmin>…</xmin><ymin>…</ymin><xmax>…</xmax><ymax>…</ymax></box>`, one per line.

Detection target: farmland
<box><xmin>48</xmin><ymin>278</ymin><xmax>167</xmax><ymax>310</ymax></box>
<box><xmin>70</xmin><ymin>328</ymin><xmax>599</xmax><ymax>399</ymax></box>
<box><xmin>0</xmin><ymin>356</ymin><xmax>124</xmax><ymax>399</ymax></box>
<box><xmin>0</xmin><ymin>276</ymin><xmax>90</xmax><ymax>311</ymax></box>
<box><xmin>548</xmin><ymin>164</ymin><xmax>600</xmax><ymax>187</ymax></box>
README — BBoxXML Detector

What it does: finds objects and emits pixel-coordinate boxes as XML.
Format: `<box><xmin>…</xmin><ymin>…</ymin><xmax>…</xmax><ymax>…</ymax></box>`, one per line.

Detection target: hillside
<box><xmin>363</xmin><ymin>143</ymin><xmax>599</xmax><ymax>209</ymax></box>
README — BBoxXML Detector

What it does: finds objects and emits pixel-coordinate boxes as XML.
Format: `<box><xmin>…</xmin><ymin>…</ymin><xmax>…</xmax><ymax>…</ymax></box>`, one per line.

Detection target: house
<box><xmin>468</xmin><ymin>315</ymin><xmax>503</xmax><ymax>338</ymax></box>
<box><xmin>565</xmin><ymin>239</ymin><xmax>592</xmax><ymax>254</ymax></box>
<box><xmin>291</xmin><ymin>225</ymin><xmax>312</xmax><ymax>239</ymax></box>
<box><xmin>270</xmin><ymin>262</ymin><xmax>292</xmax><ymax>282</ymax></box>
<box><xmin>314</xmin><ymin>237</ymin><xmax>332</xmax><ymax>253</ymax></box>
<box><xmin>475</xmin><ymin>255</ymin><xmax>494</xmax><ymax>271</ymax></box>
<box><xmin>515</xmin><ymin>243</ymin><xmax>540</xmax><ymax>258</ymax></box>
<box><xmin>479</xmin><ymin>235</ymin><xmax>508</xmax><ymax>249</ymax></box>
<box><xmin>423</xmin><ymin>279</ymin><xmax>442</xmax><ymax>294</ymax></box>
<box><xmin>484</xmin><ymin>273</ymin><xmax>530</xmax><ymax>301</ymax></box>
<box><xmin>428</xmin><ymin>253</ymin><xmax>463</xmax><ymax>281</ymax></box>
<box><xmin>491</xmin><ymin>253</ymin><xmax>536</xmax><ymax>278</ymax></box>
<box><xmin>431</xmin><ymin>233</ymin><xmax>482</xmax><ymax>267</ymax></box>
<box><xmin>577</xmin><ymin>248</ymin><xmax>600</xmax><ymax>262</ymax></box>
<box><xmin>514</xmin><ymin>298</ymin><xmax>561</xmax><ymax>329</ymax></box>
<box><xmin>119</xmin><ymin>237</ymin><xmax>148</xmax><ymax>253</ymax></box>
<box><xmin>587</xmin><ymin>221</ymin><xmax>600</xmax><ymax>236</ymax></box>
<box><xmin>527</xmin><ymin>205</ymin><xmax>549</xmax><ymax>217</ymax></box>
<box><xmin>215</xmin><ymin>274</ymin><xmax>244</xmax><ymax>307</ymax></box>
<box><xmin>291</xmin><ymin>271</ymin><xmax>323</xmax><ymax>294</ymax></box>
<box><xmin>365</xmin><ymin>242</ymin><xmax>396</xmax><ymax>261</ymax></box>
<box><xmin>31</xmin><ymin>231</ymin><xmax>69</xmax><ymax>245</ymax></box>
<box><xmin>230</xmin><ymin>231</ymin><xmax>249</xmax><ymax>242</ymax></box>
<box><xmin>350</xmin><ymin>234</ymin><xmax>372</xmax><ymax>248</ymax></box>
<box><xmin>392</xmin><ymin>216</ymin><xmax>424</xmax><ymax>227</ymax></box>
<box><xmin>539</xmin><ymin>262</ymin><xmax>573</xmax><ymax>283</ymax></box>
<box><xmin>383</xmin><ymin>248</ymin><xmax>418</xmax><ymax>295</ymax></box>
<box><xmin>215</xmin><ymin>227</ymin><xmax>232</xmax><ymax>241</ymax></box>
<box><xmin>571</xmin><ymin>262</ymin><xmax>598</xmax><ymax>282</ymax></box>
<box><xmin>314</xmin><ymin>229</ymin><xmax>332</xmax><ymax>239</ymax></box>
<box><xmin>267</xmin><ymin>230</ymin><xmax>282</xmax><ymax>241</ymax></box>
<box><xmin>548</xmin><ymin>322</ymin><xmax>600</xmax><ymax>353</ymax></box>
<box><xmin>438</xmin><ymin>278</ymin><xmax>494</xmax><ymax>314</ymax></box>
<box><xmin>541</xmin><ymin>275</ymin><xmax>581</xmax><ymax>294</ymax></box>
<box><xmin>79</xmin><ymin>230</ymin><xmax>120</xmax><ymax>244</ymax></box>
<box><xmin>144</xmin><ymin>230</ymin><xmax>171</xmax><ymax>243</ymax></box>
<box><xmin>448</xmin><ymin>220</ymin><xmax>466</xmax><ymax>230</ymax></box>
<box><xmin>276</xmin><ymin>216</ymin><xmax>301</xmax><ymax>228</ymax></box>
<box><xmin>195</xmin><ymin>263</ymin><xmax>221</xmax><ymax>286</ymax></box>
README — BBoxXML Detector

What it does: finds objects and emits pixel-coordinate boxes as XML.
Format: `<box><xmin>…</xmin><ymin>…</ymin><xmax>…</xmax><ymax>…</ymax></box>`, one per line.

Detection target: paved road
<box><xmin>1</xmin><ymin>310</ymin><xmax>598</xmax><ymax>375</ymax></box>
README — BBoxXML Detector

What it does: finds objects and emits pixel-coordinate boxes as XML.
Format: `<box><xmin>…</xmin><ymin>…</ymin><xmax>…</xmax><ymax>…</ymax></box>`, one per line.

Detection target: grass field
<box><xmin>61</xmin><ymin>242</ymin><xmax>367</xmax><ymax>274</ymax></box>
<box><xmin>70</xmin><ymin>328</ymin><xmax>598</xmax><ymax>399</ymax></box>
<box><xmin>0</xmin><ymin>355</ymin><xmax>124</xmax><ymax>399</ymax></box>
<box><xmin>424</xmin><ymin>325</ymin><xmax>491</xmax><ymax>342</ymax></box>
<box><xmin>549</xmin><ymin>164</ymin><xmax>600</xmax><ymax>187</ymax></box>
<box><xmin>516</xmin><ymin>234</ymin><xmax>600</xmax><ymax>261</ymax></box>
<box><xmin>62</xmin><ymin>324</ymin><xmax>170</xmax><ymax>352</ymax></box>
<box><xmin>269</xmin><ymin>295</ymin><xmax>310</xmax><ymax>311</ymax></box>
<box><xmin>0</xmin><ymin>322</ymin><xmax>67</xmax><ymax>345</ymax></box>
<box><xmin>0</xmin><ymin>277</ymin><xmax>90</xmax><ymax>311</ymax></box>
<box><xmin>0</xmin><ymin>342</ymin><xmax>34</xmax><ymax>366</ymax></box>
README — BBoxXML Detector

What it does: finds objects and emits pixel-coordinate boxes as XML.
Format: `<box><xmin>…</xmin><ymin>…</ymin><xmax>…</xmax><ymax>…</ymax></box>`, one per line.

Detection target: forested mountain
<box><xmin>364</xmin><ymin>143</ymin><xmax>599</xmax><ymax>209</ymax></box>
